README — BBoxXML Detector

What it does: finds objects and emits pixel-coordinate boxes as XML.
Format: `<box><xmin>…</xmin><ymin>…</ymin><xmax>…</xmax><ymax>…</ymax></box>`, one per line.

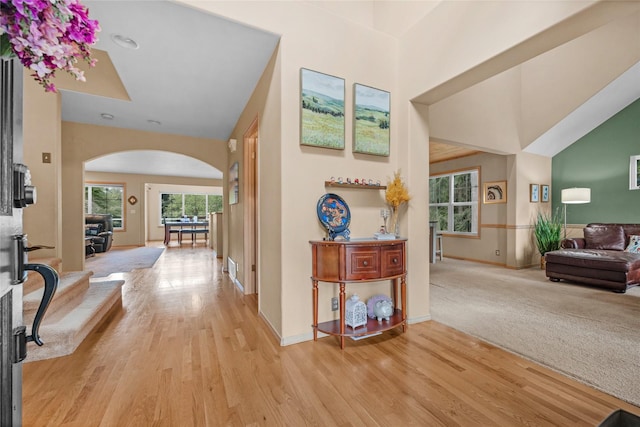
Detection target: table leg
<box><xmin>312</xmin><ymin>279</ymin><xmax>318</xmax><ymax>341</ymax></box>
<box><xmin>401</xmin><ymin>274</ymin><xmax>407</xmax><ymax>332</ymax></box>
<box><xmin>393</xmin><ymin>278</ymin><xmax>398</xmax><ymax>308</ymax></box>
<box><xmin>339</xmin><ymin>283</ymin><xmax>345</xmax><ymax>349</ymax></box>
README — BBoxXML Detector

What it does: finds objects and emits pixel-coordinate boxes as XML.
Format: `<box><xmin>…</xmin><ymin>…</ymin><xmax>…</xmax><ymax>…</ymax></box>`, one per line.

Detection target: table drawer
<box><xmin>345</xmin><ymin>246</ymin><xmax>380</xmax><ymax>280</ymax></box>
<box><xmin>381</xmin><ymin>246</ymin><xmax>404</xmax><ymax>277</ymax></box>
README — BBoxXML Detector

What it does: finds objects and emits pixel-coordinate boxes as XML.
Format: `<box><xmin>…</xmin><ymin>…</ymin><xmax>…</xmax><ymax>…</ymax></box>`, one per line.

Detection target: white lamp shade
<box><xmin>561</xmin><ymin>188</ymin><xmax>591</xmax><ymax>204</ymax></box>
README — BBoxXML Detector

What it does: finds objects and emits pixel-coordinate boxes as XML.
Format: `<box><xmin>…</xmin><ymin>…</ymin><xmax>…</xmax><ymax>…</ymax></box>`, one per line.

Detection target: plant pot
<box><xmin>540</xmin><ymin>255</ymin><xmax>546</xmax><ymax>270</ymax></box>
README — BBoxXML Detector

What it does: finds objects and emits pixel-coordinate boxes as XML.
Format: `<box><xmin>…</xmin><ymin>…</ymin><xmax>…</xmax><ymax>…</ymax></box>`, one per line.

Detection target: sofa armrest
<box><xmin>561</xmin><ymin>238</ymin><xmax>585</xmax><ymax>249</ymax></box>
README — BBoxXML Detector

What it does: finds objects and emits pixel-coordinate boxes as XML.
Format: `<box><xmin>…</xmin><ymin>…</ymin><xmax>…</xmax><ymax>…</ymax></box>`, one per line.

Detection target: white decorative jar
<box><xmin>345</xmin><ymin>294</ymin><xmax>367</xmax><ymax>329</ymax></box>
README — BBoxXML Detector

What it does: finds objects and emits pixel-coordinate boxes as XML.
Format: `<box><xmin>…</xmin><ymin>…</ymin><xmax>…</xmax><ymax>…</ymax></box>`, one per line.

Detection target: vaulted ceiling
<box><xmin>64</xmin><ymin>2</ymin><xmax>638</xmax><ymax>175</ymax></box>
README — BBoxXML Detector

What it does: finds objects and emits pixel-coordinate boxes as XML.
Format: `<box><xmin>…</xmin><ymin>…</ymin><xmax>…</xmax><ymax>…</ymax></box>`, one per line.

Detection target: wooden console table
<box><xmin>310</xmin><ymin>238</ymin><xmax>407</xmax><ymax>349</ymax></box>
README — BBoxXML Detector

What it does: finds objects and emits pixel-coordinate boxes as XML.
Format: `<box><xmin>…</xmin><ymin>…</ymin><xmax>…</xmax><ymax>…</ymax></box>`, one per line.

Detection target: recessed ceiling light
<box><xmin>147</xmin><ymin>120</ymin><xmax>161</xmax><ymax>125</ymax></box>
<box><xmin>100</xmin><ymin>113</ymin><xmax>114</xmax><ymax>120</ymax></box>
<box><xmin>111</xmin><ymin>34</ymin><xmax>139</xmax><ymax>50</ymax></box>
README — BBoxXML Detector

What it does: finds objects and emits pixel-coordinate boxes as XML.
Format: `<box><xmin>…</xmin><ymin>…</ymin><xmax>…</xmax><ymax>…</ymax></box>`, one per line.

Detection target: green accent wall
<box><xmin>552</xmin><ymin>98</ymin><xmax>640</xmax><ymax>224</ymax></box>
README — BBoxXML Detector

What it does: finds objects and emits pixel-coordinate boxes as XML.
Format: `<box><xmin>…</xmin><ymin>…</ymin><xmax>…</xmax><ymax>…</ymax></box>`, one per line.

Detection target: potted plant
<box><xmin>533</xmin><ymin>208</ymin><xmax>563</xmax><ymax>269</ymax></box>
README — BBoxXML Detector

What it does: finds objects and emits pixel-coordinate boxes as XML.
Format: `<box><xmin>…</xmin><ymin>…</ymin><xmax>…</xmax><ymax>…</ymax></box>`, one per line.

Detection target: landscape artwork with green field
<box><xmin>300</xmin><ymin>68</ymin><xmax>345</xmax><ymax>149</ymax></box>
<box><xmin>353</xmin><ymin>84</ymin><xmax>390</xmax><ymax>156</ymax></box>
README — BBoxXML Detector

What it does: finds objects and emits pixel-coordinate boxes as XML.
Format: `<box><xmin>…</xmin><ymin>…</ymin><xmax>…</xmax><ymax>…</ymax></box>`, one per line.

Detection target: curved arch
<box><xmin>62</xmin><ymin>122</ymin><xmax>228</xmax><ymax>271</ymax></box>
<box><xmin>85</xmin><ymin>150</ymin><xmax>223</xmax><ymax>179</ymax></box>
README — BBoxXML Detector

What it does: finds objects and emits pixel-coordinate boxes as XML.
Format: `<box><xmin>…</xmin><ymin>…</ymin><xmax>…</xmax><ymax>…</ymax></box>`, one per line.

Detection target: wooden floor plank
<box><xmin>22</xmin><ymin>244</ymin><xmax>639</xmax><ymax>426</ymax></box>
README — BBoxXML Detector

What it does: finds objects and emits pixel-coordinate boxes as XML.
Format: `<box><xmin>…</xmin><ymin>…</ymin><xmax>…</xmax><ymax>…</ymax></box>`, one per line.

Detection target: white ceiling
<box><xmin>72</xmin><ymin>1</ymin><xmax>279</xmax><ymax>179</ymax></box>
<box><xmin>86</xmin><ymin>150</ymin><xmax>223</xmax><ymax>179</ymax></box>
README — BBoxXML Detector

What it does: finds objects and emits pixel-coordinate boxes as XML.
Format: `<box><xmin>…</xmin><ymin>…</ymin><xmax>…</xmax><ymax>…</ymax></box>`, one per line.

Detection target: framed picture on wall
<box><xmin>483</xmin><ymin>180</ymin><xmax>507</xmax><ymax>204</ymax></box>
<box><xmin>630</xmin><ymin>155</ymin><xmax>640</xmax><ymax>190</ymax></box>
<box><xmin>229</xmin><ymin>162</ymin><xmax>239</xmax><ymax>205</ymax></box>
<box><xmin>541</xmin><ymin>184</ymin><xmax>550</xmax><ymax>202</ymax></box>
<box><xmin>530</xmin><ymin>184</ymin><xmax>540</xmax><ymax>203</ymax></box>
<box><xmin>300</xmin><ymin>68</ymin><xmax>345</xmax><ymax>150</ymax></box>
<box><xmin>353</xmin><ymin>83</ymin><xmax>390</xmax><ymax>156</ymax></box>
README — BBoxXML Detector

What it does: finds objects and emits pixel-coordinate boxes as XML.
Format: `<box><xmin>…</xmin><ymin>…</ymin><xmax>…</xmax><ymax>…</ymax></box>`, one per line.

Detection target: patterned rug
<box><xmin>85</xmin><ymin>246</ymin><xmax>164</xmax><ymax>278</ymax></box>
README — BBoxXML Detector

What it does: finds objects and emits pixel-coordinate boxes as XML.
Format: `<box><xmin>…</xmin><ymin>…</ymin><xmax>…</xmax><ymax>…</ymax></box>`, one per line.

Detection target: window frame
<box><xmin>159</xmin><ymin>192</ymin><xmax>223</xmax><ymax>225</ymax></box>
<box><xmin>429</xmin><ymin>167</ymin><xmax>480</xmax><ymax>237</ymax></box>
<box><xmin>84</xmin><ymin>181</ymin><xmax>126</xmax><ymax>231</ymax></box>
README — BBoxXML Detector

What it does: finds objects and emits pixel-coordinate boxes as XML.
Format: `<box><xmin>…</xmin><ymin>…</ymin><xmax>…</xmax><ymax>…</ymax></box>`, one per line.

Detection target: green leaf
<box><xmin>533</xmin><ymin>208</ymin><xmax>563</xmax><ymax>255</ymax></box>
<box><xmin>0</xmin><ymin>33</ymin><xmax>15</xmax><ymax>59</ymax></box>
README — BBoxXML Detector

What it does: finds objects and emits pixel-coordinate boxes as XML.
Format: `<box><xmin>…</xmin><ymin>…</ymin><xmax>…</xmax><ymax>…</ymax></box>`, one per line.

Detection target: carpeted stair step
<box><xmin>23</xmin><ymin>271</ymin><xmax>92</xmax><ymax>325</ymax></box>
<box><xmin>24</xmin><ymin>257</ymin><xmax>62</xmax><ymax>295</ymax></box>
<box><xmin>26</xmin><ymin>279</ymin><xmax>125</xmax><ymax>362</ymax></box>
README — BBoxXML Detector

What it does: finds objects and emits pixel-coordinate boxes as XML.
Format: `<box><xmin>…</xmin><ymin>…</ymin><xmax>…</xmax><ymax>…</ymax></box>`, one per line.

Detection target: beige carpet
<box><xmin>86</xmin><ymin>246</ymin><xmax>164</xmax><ymax>277</ymax></box>
<box><xmin>430</xmin><ymin>258</ymin><xmax>640</xmax><ymax>407</ymax></box>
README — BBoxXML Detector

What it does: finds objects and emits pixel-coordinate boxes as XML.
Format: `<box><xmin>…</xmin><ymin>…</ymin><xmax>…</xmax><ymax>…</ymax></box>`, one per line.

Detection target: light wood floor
<box><xmin>23</xmin><ymin>244</ymin><xmax>639</xmax><ymax>426</ymax></box>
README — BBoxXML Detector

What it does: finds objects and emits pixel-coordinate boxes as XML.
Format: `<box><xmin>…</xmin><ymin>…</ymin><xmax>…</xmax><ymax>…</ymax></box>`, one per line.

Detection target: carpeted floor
<box><xmin>430</xmin><ymin>258</ymin><xmax>640</xmax><ymax>407</ymax></box>
<box><xmin>85</xmin><ymin>246</ymin><xmax>164</xmax><ymax>277</ymax></box>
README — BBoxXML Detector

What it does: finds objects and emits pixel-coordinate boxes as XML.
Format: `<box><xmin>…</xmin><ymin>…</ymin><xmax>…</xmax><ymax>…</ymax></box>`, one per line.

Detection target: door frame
<box><xmin>242</xmin><ymin>117</ymin><xmax>258</xmax><ymax>296</ymax></box>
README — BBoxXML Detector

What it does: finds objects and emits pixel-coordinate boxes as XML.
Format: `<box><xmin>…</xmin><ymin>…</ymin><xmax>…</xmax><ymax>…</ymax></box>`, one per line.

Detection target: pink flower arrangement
<box><xmin>0</xmin><ymin>0</ymin><xmax>100</xmax><ymax>92</ymax></box>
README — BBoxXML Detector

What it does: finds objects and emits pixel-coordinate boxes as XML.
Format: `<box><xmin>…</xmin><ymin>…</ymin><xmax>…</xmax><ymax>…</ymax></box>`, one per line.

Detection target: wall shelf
<box><xmin>324</xmin><ymin>181</ymin><xmax>386</xmax><ymax>190</ymax></box>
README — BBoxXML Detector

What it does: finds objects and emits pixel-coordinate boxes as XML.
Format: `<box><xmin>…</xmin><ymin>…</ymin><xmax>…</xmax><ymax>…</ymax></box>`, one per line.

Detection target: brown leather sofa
<box><xmin>545</xmin><ymin>223</ymin><xmax>640</xmax><ymax>293</ymax></box>
<box><xmin>85</xmin><ymin>214</ymin><xmax>114</xmax><ymax>253</ymax></box>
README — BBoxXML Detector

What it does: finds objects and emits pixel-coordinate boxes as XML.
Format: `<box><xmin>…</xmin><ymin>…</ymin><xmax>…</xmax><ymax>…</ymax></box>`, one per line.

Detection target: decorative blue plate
<box><xmin>317</xmin><ymin>193</ymin><xmax>351</xmax><ymax>240</ymax></box>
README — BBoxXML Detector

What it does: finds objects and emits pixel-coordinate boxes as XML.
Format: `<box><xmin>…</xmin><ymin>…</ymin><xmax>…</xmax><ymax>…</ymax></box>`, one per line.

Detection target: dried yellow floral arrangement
<box><xmin>385</xmin><ymin>170</ymin><xmax>410</xmax><ymax>235</ymax></box>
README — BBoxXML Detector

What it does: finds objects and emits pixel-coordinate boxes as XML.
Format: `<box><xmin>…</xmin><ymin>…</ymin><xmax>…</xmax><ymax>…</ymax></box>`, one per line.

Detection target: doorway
<box><xmin>243</xmin><ymin>117</ymin><xmax>258</xmax><ymax>296</ymax></box>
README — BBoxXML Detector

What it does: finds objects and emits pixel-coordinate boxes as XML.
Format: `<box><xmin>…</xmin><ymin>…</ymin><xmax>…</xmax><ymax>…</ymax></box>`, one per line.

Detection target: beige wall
<box><xmin>22</xmin><ymin>77</ymin><xmax>62</xmax><ymax>260</ymax></box>
<box><xmin>430</xmin><ymin>153</ymin><xmax>509</xmax><ymax>265</ymax></box>
<box><xmin>61</xmin><ymin>122</ymin><xmax>227</xmax><ymax>271</ymax></box>
<box><xmin>429</xmin><ymin>151</ymin><xmax>551</xmax><ymax>269</ymax></box>
<box><xmin>427</xmin><ymin>11</ymin><xmax>640</xmax><ymax>154</ymax></box>
<box><xmin>187</xmin><ymin>1</ymin><xmax>432</xmax><ymax>343</ymax></box>
<box><xmin>85</xmin><ymin>171</ymin><xmax>221</xmax><ymax>246</ymax></box>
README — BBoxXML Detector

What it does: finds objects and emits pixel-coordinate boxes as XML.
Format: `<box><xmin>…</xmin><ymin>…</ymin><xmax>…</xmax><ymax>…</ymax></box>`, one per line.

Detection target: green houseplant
<box><xmin>533</xmin><ymin>208</ymin><xmax>563</xmax><ymax>268</ymax></box>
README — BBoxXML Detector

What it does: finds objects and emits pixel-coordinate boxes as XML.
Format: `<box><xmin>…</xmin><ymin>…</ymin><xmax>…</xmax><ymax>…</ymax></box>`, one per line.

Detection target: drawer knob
<box><xmin>393</xmin><ymin>258</ymin><xmax>398</xmax><ymax>264</ymax></box>
<box><xmin>363</xmin><ymin>261</ymin><xmax>369</xmax><ymax>266</ymax></box>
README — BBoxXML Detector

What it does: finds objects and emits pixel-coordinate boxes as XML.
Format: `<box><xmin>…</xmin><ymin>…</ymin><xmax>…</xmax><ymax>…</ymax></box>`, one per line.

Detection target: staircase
<box><xmin>23</xmin><ymin>257</ymin><xmax>124</xmax><ymax>362</ymax></box>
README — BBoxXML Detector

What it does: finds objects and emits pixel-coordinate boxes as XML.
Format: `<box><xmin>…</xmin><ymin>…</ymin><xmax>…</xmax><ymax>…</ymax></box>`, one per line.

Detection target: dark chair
<box><xmin>85</xmin><ymin>214</ymin><xmax>114</xmax><ymax>253</ymax></box>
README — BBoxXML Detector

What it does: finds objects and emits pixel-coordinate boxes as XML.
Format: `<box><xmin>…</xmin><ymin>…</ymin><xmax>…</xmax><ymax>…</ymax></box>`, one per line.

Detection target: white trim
<box><xmin>408</xmin><ymin>314</ymin><xmax>432</xmax><ymax>324</ymax></box>
<box><xmin>630</xmin><ymin>155</ymin><xmax>640</xmax><ymax>190</ymax></box>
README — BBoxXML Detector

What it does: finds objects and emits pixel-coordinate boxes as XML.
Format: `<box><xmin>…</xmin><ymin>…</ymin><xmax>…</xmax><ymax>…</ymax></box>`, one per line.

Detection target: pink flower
<box><xmin>0</xmin><ymin>0</ymin><xmax>100</xmax><ymax>92</ymax></box>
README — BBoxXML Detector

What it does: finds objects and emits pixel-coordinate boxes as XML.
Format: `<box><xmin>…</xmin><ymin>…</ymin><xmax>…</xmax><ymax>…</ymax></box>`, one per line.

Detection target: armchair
<box><xmin>85</xmin><ymin>214</ymin><xmax>114</xmax><ymax>253</ymax></box>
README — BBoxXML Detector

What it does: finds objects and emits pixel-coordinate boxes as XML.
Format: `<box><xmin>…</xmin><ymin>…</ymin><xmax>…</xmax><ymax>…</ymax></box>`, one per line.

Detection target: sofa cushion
<box><xmin>625</xmin><ymin>235</ymin><xmax>640</xmax><ymax>253</ymax></box>
<box><xmin>545</xmin><ymin>249</ymin><xmax>640</xmax><ymax>272</ymax></box>
<box><xmin>584</xmin><ymin>226</ymin><xmax>626</xmax><ymax>251</ymax></box>
<box><xmin>85</xmin><ymin>224</ymin><xmax>103</xmax><ymax>236</ymax></box>
<box><xmin>623</xmin><ymin>226</ymin><xmax>640</xmax><ymax>245</ymax></box>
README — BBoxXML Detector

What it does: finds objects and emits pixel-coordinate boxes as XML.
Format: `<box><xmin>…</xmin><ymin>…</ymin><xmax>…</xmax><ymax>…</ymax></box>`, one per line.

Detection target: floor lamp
<box><xmin>561</xmin><ymin>188</ymin><xmax>591</xmax><ymax>239</ymax></box>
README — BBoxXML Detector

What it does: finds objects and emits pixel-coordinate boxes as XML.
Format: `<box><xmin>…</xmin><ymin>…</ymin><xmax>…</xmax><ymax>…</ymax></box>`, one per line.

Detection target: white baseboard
<box><xmin>408</xmin><ymin>314</ymin><xmax>431</xmax><ymax>324</ymax></box>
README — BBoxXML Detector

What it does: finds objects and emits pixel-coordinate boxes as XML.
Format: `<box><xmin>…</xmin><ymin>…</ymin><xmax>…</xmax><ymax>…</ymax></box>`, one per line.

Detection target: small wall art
<box><xmin>300</xmin><ymin>68</ymin><xmax>345</xmax><ymax>150</ymax></box>
<box><xmin>530</xmin><ymin>184</ymin><xmax>539</xmax><ymax>203</ymax></box>
<box><xmin>541</xmin><ymin>184</ymin><xmax>550</xmax><ymax>202</ymax></box>
<box><xmin>483</xmin><ymin>180</ymin><xmax>507</xmax><ymax>204</ymax></box>
<box><xmin>353</xmin><ymin>83</ymin><xmax>390</xmax><ymax>156</ymax></box>
<box><xmin>630</xmin><ymin>155</ymin><xmax>640</xmax><ymax>190</ymax></box>
<box><xmin>229</xmin><ymin>161</ymin><xmax>239</xmax><ymax>205</ymax></box>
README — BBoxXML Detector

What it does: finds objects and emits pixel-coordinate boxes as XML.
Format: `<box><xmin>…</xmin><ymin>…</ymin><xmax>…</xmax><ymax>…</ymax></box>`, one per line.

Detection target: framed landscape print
<box><xmin>483</xmin><ymin>181</ymin><xmax>507</xmax><ymax>204</ymax></box>
<box><xmin>630</xmin><ymin>155</ymin><xmax>640</xmax><ymax>190</ymax></box>
<box><xmin>541</xmin><ymin>184</ymin><xmax>550</xmax><ymax>202</ymax></box>
<box><xmin>353</xmin><ymin>83</ymin><xmax>390</xmax><ymax>156</ymax></box>
<box><xmin>229</xmin><ymin>162</ymin><xmax>239</xmax><ymax>205</ymax></box>
<box><xmin>300</xmin><ymin>68</ymin><xmax>345</xmax><ymax>150</ymax></box>
<box><xmin>530</xmin><ymin>184</ymin><xmax>539</xmax><ymax>203</ymax></box>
